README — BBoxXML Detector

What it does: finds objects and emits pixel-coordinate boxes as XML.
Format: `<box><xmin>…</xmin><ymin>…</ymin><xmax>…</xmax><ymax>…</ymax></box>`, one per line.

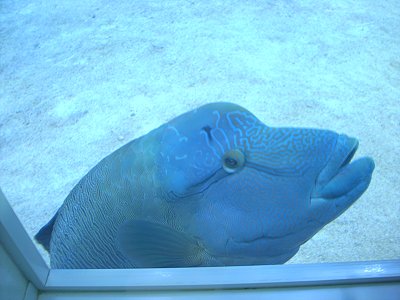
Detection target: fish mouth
<box><xmin>312</xmin><ymin>134</ymin><xmax>375</xmax><ymax>200</ymax></box>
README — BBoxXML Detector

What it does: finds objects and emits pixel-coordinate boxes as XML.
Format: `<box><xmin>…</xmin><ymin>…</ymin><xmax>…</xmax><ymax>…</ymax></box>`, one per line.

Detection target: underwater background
<box><xmin>0</xmin><ymin>0</ymin><xmax>399</xmax><ymax>266</ymax></box>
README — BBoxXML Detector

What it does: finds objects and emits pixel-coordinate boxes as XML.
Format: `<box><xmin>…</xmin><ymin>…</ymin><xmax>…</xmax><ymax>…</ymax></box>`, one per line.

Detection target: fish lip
<box><xmin>313</xmin><ymin>134</ymin><xmax>359</xmax><ymax>195</ymax></box>
<box><xmin>339</xmin><ymin>139</ymin><xmax>358</xmax><ymax>168</ymax></box>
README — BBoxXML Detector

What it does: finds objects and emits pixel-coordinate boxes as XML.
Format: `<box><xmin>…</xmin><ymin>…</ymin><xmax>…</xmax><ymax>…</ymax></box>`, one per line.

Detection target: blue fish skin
<box><xmin>36</xmin><ymin>102</ymin><xmax>375</xmax><ymax>268</ymax></box>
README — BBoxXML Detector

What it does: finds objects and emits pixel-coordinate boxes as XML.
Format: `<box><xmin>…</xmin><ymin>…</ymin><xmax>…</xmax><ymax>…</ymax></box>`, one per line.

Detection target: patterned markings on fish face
<box><xmin>156</xmin><ymin>102</ymin><xmax>346</xmax><ymax>260</ymax></box>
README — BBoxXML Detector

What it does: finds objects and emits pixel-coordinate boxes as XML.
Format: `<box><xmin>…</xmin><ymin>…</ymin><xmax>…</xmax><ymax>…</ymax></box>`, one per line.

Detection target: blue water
<box><xmin>0</xmin><ymin>0</ymin><xmax>399</xmax><ymax>267</ymax></box>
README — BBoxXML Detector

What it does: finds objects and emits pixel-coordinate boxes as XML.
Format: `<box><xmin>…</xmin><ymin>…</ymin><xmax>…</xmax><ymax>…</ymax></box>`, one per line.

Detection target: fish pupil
<box><xmin>224</xmin><ymin>157</ymin><xmax>238</xmax><ymax>168</ymax></box>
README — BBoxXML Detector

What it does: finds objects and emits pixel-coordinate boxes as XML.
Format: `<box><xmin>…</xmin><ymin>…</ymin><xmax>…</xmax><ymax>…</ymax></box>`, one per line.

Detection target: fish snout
<box><xmin>310</xmin><ymin>134</ymin><xmax>375</xmax><ymax>223</ymax></box>
<box><xmin>314</xmin><ymin>134</ymin><xmax>359</xmax><ymax>193</ymax></box>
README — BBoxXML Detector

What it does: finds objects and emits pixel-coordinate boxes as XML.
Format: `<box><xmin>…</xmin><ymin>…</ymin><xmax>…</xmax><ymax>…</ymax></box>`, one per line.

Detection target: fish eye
<box><xmin>222</xmin><ymin>149</ymin><xmax>245</xmax><ymax>173</ymax></box>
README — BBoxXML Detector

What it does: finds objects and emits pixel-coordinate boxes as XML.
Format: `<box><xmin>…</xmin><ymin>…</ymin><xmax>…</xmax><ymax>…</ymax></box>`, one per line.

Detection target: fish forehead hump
<box><xmin>163</xmin><ymin>102</ymin><xmax>337</xmax><ymax>170</ymax></box>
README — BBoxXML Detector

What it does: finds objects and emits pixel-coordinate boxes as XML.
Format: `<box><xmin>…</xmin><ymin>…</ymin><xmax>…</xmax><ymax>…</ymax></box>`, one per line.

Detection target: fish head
<box><xmin>158</xmin><ymin>102</ymin><xmax>375</xmax><ymax>264</ymax></box>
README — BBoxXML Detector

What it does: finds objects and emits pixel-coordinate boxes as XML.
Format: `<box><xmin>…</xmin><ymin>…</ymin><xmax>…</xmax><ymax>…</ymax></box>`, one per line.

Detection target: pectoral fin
<box><xmin>117</xmin><ymin>220</ymin><xmax>206</xmax><ymax>268</ymax></box>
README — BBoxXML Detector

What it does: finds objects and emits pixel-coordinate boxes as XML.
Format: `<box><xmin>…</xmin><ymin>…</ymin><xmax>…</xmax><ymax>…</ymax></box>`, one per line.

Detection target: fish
<box><xmin>35</xmin><ymin>102</ymin><xmax>375</xmax><ymax>268</ymax></box>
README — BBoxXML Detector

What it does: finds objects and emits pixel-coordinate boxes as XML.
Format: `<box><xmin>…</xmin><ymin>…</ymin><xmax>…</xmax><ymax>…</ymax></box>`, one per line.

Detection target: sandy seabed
<box><xmin>1</xmin><ymin>0</ymin><xmax>399</xmax><ymax>266</ymax></box>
